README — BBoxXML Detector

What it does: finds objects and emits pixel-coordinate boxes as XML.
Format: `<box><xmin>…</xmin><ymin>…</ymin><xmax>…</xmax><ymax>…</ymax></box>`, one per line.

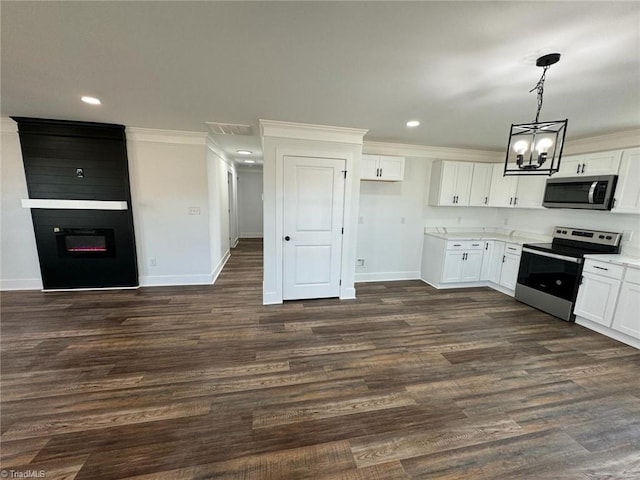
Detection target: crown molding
<box><xmin>126</xmin><ymin>127</ymin><xmax>207</xmax><ymax>145</ymax></box>
<box><xmin>363</xmin><ymin>140</ymin><xmax>501</xmax><ymax>162</ymax></box>
<box><xmin>260</xmin><ymin>119</ymin><xmax>368</xmax><ymax>145</ymax></box>
<box><xmin>564</xmin><ymin>129</ymin><xmax>640</xmax><ymax>155</ymax></box>
<box><xmin>206</xmin><ymin>135</ymin><xmax>236</xmax><ymax>168</ymax></box>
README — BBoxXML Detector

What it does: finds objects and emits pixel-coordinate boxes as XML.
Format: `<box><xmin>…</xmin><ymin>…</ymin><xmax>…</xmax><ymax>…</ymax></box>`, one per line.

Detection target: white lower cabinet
<box><xmin>611</xmin><ymin>267</ymin><xmax>640</xmax><ymax>339</ymax></box>
<box><xmin>574</xmin><ymin>271</ymin><xmax>621</xmax><ymax>327</ymax></box>
<box><xmin>499</xmin><ymin>248</ymin><xmax>521</xmax><ymax>290</ymax></box>
<box><xmin>480</xmin><ymin>241</ymin><xmax>494</xmax><ymax>280</ymax></box>
<box><xmin>574</xmin><ymin>260</ymin><xmax>640</xmax><ymax>349</ymax></box>
<box><xmin>441</xmin><ymin>241</ymin><xmax>483</xmax><ymax>283</ymax></box>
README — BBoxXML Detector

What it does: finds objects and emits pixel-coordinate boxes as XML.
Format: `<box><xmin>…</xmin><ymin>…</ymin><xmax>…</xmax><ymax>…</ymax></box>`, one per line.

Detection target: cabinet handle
<box><xmin>514</xmin><ymin>197</ymin><xmax>518</xmax><ymax>206</ymax></box>
<box><xmin>502</xmin><ymin>255</ymin><xmax>506</xmax><ymax>263</ymax></box>
<box><xmin>485</xmin><ymin>243</ymin><xmax>489</xmax><ymax>250</ymax></box>
<box><xmin>463</xmin><ymin>252</ymin><xmax>467</xmax><ymax>260</ymax></box>
<box><xmin>593</xmin><ymin>266</ymin><xmax>609</xmax><ymax>271</ymax></box>
<box><xmin>453</xmin><ymin>244</ymin><xmax>462</xmax><ymax>247</ymax></box>
<box><xmin>380</xmin><ymin>168</ymin><xmax>383</xmax><ymax>177</ymax></box>
<box><xmin>576</xmin><ymin>164</ymin><xmax>581</xmax><ymax>174</ymax></box>
<box><xmin>509</xmin><ymin>197</ymin><xmax>513</xmax><ymax>205</ymax></box>
<box><xmin>581</xmin><ymin>163</ymin><xmax>586</xmax><ymax>174</ymax></box>
<box><xmin>484</xmin><ymin>196</ymin><xmax>488</xmax><ymax>205</ymax></box>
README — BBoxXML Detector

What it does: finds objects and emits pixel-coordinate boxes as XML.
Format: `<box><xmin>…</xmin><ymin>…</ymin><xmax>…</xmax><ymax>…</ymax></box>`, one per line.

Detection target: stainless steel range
<box><xmin>515</xmin><ymin>226</ymin><xmax>621</xmax><ymax>321</ymax></box>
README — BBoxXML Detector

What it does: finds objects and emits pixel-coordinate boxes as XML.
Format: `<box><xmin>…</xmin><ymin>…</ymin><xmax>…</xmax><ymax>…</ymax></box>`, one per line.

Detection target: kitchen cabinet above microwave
<box><xmin>555</xmin><ymin>150</ymin><xmax>622</xmax><ymax>177</ymax></box>
<box><xmin>361</xmin><ymin>154</ymin><xmax>405</xmax><ymax>181</ymax></box>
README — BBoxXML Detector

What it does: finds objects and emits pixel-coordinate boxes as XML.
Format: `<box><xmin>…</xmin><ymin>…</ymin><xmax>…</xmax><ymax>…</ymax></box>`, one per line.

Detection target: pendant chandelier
<box><xmin>503</xmin><ymin>53</ymin><xmax>568</xmax><ymax>176</ymax></box>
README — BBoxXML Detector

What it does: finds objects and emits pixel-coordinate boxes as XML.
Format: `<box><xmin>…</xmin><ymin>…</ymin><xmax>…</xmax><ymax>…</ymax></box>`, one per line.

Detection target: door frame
<box><xmin>266</xmin><ymin>143</ymin><xmax>359</xmax><ymax>304</ymax></box>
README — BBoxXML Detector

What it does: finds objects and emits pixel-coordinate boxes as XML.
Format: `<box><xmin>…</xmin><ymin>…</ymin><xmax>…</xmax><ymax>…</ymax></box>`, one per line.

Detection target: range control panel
<box><xmin>553</xmin><ymin>226</ymin><xmax>621</xmax><ymax>247</ymax></box>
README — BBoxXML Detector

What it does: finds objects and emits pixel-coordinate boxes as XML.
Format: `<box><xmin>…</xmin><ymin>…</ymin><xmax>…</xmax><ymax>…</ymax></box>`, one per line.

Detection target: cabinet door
<box><xmin>488</xmin><ymin>165</ymin><xmax>518</xmax><ymax>207</ymax></box>
<box><xmin>454</xmin><ymin>162</ymin><xmax>474</xmax><ymax>206</ymax></box>
<box><xmin>556</xmin><ymin>155</ymin><xmax>585</xmax><ymax>177</ymax></box>
<box><xmin>468</xmin><ymin>163</ymin><xmax>492</xmax><ymax>206</ymax></box>
<box><xmin>461</xmin><ymin>250</ymin><xmax>483</xmax><ymax>282</ymax></box>
<box><xmin>435</xmin><ymin>162</ymin><xmax>459</xmax><ymax>205</ymax></box>
<box><xmin>441</xmin><ymin>251</ymin><xmax>464</xmax><ymax>283</ymax></box>
<box><xmin>499</xmin><ymin>253</ymin><xmax>520</xmax><ymax>290</ymax></box>
<box><xmin>480</xmin><ymin>241</ymin><xmax>494</xmax><ymax>280</ymax></box>
<box><xmin>612</xmin><ymin>280</ymin><xmax>640</xmax><ymax>340</ymax></box>
<box><xmin>583</xmin><ymin>150</ymin><xmax>622</xmax><ymax>175</ymax></box>
<box><xmin>514</xmin><ymin>175</ymin><xmax>546</xmax><ymax>209</ymax></box>
<box><xmin>612</xmin><ymin>148</ymin><xmax>640</xmax><ymax>214</ymax></box>
<box><xmin>574</xmin><ymin>273</ymin><xmax>621</xmax><ymax>327</ymax></box>
<box><xmin>489</xmin><ymin>241</ymin><xmax>505</xmax><ymax>283</ymax></box>
<box><xmin>361</xmin><ymin>155</ymin><xmax>380</xmax><ymax>180</ymax></box>
<box><xmin>378</xmin><ymin>156</ymin><xmax>405</xmax><ymax>181</ymax></box>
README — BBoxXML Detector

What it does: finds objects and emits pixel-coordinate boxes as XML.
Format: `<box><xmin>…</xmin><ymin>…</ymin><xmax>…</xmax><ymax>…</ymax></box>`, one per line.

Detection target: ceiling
<box><xmin>2</xmin><ymin>1</ymin><xmax>639</xmax><ymax>163</ymax></box>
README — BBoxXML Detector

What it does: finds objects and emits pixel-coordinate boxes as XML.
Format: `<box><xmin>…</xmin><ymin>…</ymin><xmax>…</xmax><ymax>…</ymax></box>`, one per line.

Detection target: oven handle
<box><xmin>522</xmin><ymin>247</ymin><xmax>582</xmax><ymax>264</ymax></box>
<box><xmin>588</xmin><ymin>181</ymin><xmax>598</xmax><ymax>204</ymax></box>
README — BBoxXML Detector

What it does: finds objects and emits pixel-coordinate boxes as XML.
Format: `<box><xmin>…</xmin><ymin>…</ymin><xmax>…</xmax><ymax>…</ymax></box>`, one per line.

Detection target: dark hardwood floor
<box><xmin>2</xmin><ymin>238</ymin><xmax>639</xmax><ymax>479</ymax></box>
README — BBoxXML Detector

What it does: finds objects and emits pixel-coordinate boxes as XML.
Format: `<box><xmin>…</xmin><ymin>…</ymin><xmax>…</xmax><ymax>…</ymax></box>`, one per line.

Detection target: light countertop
<box><xmin>583</xmin><ymin>254</ymin><xmax>640</xmax><ymax>269</ymax></box>
<box><xmin>424</xmin><ymin>231</ymin><xmax>547</xmax><ymax>245</ymax></box>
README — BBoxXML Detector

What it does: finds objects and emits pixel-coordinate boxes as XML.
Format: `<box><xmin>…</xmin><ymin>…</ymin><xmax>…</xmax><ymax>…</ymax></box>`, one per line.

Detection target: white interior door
<box><xmin>283</xmin><ymin>156</ymin><xmax>346</xmax><ymax>300</ymax></box>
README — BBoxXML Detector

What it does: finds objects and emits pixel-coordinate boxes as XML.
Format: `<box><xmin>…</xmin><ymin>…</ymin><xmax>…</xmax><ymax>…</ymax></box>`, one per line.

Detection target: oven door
<box><xmin>515</xmin><ymin>248</ymin><xmax>584</xmax><ymax>321</ymax></box>
<box><xmin>517</xmin><ymin>248</ymin><xmax>582</xmax><ymax>300</ymax></box>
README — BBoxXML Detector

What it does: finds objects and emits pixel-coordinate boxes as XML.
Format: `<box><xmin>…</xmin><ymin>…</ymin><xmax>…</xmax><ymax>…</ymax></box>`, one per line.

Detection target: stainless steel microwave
<box><xmin>543</xmin><ymin>175</ymin><xmax>618</xmax><ymax>210</ymax></box>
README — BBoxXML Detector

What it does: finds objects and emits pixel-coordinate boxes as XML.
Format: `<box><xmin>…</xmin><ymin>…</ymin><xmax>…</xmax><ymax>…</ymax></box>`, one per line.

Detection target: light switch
<box><xmin>188</xmin><ymin>206</ymin><xmax>200</xmax><ymax>215</ymax></box>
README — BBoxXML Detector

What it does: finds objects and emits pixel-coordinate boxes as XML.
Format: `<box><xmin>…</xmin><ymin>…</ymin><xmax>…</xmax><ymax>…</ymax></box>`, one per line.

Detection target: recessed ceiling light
<box><xmin>81</xmin><ymin>96</ymin><xmax>102</xmax><ymax>105</ymax></box>
<box><xmin>236</xmin><ymin>150</ymin><xmax>252</xmax><ymax>155</ymax></box>
<box><xmin>406</xmin><ymin>120</ymin><xmax>420</xmax><ymax>128</ymax></box>
<box><xmin>243</xmin><ymin>159</ymin><xmax>256</xmax><ymax>164</ymax></box>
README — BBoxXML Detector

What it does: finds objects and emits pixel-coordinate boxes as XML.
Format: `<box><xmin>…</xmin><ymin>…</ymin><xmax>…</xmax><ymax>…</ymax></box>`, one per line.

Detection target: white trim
<box><xmin>576</xmin><ymin>316</ymin><xmax>640</xmax><ymax>350</ymax></box>
<box><xmin>211</xmin><ymin>249</ymin><xmax>231</xmax><ymax>284</ymax></box>
<box><xmin>263</xmin><ymin>291</ymin><xmax>283</xmax><ymax>305</ymax></box>
<box><xmin>364</xmin><ymin>140</ymin><xmax>501</xmax><ymax>162</ymax></box>
<box><xmin>139</xmin><ymin>273</ymin><xmax>215</xmax><ymax>287</ymax></box>
<box><xmin>206</xmin><ymin>136</ymin><xmax>235</xmax><ymax>167</ymax></box>
<box><xmin>21</xmin><ymin>199</ymin><xmax>128</xmax><ymax>210</ymax></box>
<box><xmin>355</xmin><ymin>271</ymin><xmax>421</xmax><ymax>283</ymax></box>
<box><xmin>0</xmin><ymin>278</ymin><xmax>43</xmax><ymax>291</ymax></box>
<box><xmin>564</xmin><ymin>129</ymin><xmax>640</xmax><ymax>155</ymax></box>
<box><xmin>339</xmin><ymin>287</ymin><xmax>357</xmax><ymax>300</ymax></box>
<box><xmin>239</xmin><ymin>233</ymin><xmax>263</xmax><ymax>238</ymax></box>
<box><xmin>260</xmin><ymin>120</ymin><xmax>368</xmax><ymax>145</ymax></box>
<box><xmin>126</xmin><ymin>127</ymin><xmax>207</xmax><ymax>145</ymax></box>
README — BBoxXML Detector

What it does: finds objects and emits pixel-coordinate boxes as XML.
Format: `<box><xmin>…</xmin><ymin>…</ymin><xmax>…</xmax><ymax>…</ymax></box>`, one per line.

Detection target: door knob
<box><xmin>284</xmin><ymin>236</ymin><xmax>291</xmax><ymax>241</ymax></box>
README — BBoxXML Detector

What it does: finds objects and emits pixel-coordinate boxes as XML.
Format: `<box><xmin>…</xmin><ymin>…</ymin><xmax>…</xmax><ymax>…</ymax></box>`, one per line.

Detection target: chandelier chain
<box><xmin>529</xmin><ymin>65</ymin><xmax>550</xmax><ymax>123</ymax></box>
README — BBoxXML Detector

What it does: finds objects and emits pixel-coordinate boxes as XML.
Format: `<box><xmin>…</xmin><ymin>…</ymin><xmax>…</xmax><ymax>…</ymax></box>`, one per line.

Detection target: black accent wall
<box><xmin>13</xmin><ymin>117</ymin><xmax>138</xmax><ymax>290</ymax></box>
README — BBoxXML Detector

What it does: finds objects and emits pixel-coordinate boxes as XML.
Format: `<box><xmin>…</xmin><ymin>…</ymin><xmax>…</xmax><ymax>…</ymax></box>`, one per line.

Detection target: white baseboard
<box><xmin>212</xmin><ymin>250</ymin><xmax>231</xmax><ymax>284</ymax></box>
<box><xmin>576</xmin><ymin>316</ymin><xmax>640</xmax><ymax>350</ymax></box>
<box><xmin>239</xmin><ymin>233</ymin><xmax>263</xmax><ymax>238</ymax></box>
<box><xmin>339</xmin><ymin>287</ymin><xmax>357</xmax><ymax>299</ymax></box>
<box><xmin>356</xmin><ymin>271</ymin><xmax>421</xmax><ymax>283</ymax></box>
<box><xmin>0</xmin><ymin>278</ymin><xmax>43</xmax><ymax>291</ymax></box>
<box><xmin>139</xmin><ymin>273</ymin><xmax>215</xmax><ymax>287</ymax></box>
<box><xmin>263</xmin><ymin>291</ymin><xmax>283</xmax><ymax>305</ymax></box>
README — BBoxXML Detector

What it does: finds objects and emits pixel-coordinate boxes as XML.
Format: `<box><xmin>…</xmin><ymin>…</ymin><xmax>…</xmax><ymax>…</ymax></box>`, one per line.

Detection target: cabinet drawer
<box><xmin>447</xmin><ymin>240</ymin><xmax>483</xmax><ymax>251</ymax></box>
<box><xmin>504</xmin><ymin>243</ymin><xmax>522</xmax><ymax>256</ymax></box>
<box><xmin>624</xmin><ymin>266</ymin><xmax>640</xmax><ymax>285</ymax></box>
<box><xmin>582</xmin><ymin>260</ymin><xmax>624</xmax><ymax>280</ymax></box>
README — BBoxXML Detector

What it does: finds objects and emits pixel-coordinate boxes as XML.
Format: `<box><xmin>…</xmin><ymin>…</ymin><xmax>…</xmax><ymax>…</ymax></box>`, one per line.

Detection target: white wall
<box><xmin>127</xmin><ymin>129</ymin><xmax>214</xmax><ymax>286</ymax></box>
<box><xmin>206</xmin><ymin>139</ymin><xmax>235</xmax><ymax>278</ymax></box>
<box><xmin>0</xmin><ymin>119</ymin><xmax>42</xmax><ymax>289</ymax></box>
<box><xmin>237</xmin><ymin>167</ymin><xmax>264</xmax><ymax>238</ymax></box>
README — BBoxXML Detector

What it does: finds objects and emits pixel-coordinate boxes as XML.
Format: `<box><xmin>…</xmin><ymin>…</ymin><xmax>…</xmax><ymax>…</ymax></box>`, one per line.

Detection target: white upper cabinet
<box><xmin>428</xmin><ymin>161</ymin><xmax>473</xmax><ymax>206</ymax></box>
<box><xmin>468</xmin><ymin>163</ymin><xmax>493</xmax><ymax>207</ymax></box>
<box><xmin>487</xmin><ymin>164</ymin><xmax>518</xmax><ymax>207</ymax></box>
<box><xmin>556</xmin><ymin>150</ymin><xmax>622</xmax><ymax>177</ymax></box>
<box><xmin>612</xmin><ymin>148</ymin><xmax>640</xmax><ymax>214</ymax></box>
<box><xmin>361</xmin><ymin>154</ymin><xmax>405</xmax><ymax>181</ymax></box>
<box><xmin>487</xmin><ymin>164</ymin><xmax>545</xmax><ymax>208</ymax></box>
<box><xmin>513</xmin><ymin>174</ymin><xmax>546</xmax><ymax>209</ymax></box>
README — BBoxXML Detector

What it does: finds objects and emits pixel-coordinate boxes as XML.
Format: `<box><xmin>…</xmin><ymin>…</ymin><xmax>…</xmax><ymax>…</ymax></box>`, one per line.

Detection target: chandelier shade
<box><xmin>503</xmin><ymin>53</ymin><xmax>568</xmax><ymax>176</ymax></box>
<box><xmin>503</xmin><ymin>119</ymin><xmax>568</xmax><ymax>176</ymax></box>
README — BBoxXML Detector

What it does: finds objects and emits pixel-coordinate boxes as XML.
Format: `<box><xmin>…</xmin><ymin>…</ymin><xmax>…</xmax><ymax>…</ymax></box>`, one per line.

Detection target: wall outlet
<box><xmin>188</xmin><ymin>206</ymin><xmax>201</xmax><ymax>215</ymax></box>
<box><xmin>356</xmin><ymin>258</ymin><xmax>365</xmax><ymax>267</ymax></box>
<box><xmin>150</xmin><ymin>257</ymin><xmax>157</xmax><ymax>267</ymax></box>
<box><xmin>623</xmin><ymin>230</ymin><xmax>633</xmax><ymax>242</ymax></box>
